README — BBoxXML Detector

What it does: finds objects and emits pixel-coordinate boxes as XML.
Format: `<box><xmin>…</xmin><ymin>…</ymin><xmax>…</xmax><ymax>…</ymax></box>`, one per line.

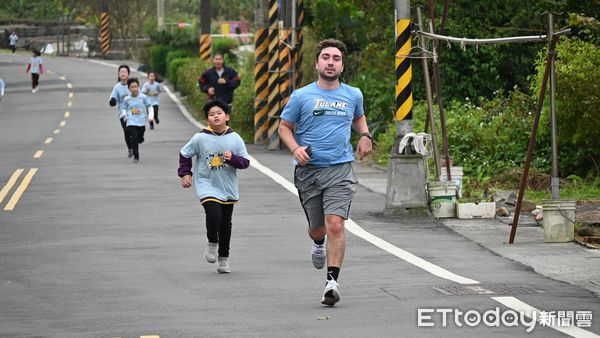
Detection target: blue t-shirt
<box><xmin>180</xmin><ymin>130</ymin><xmax>249</xmax><ymax>202</ymax></box>
<box><xmin>122</xmin><ymin>94</ymin><xmax>151</xmax><ymax>127</ymax></box>
<box><xmin>141</xmin><ymin>81</ymin><xmax>161</xmax><ymax>106</ymax></box>
<box><xmin>9</xmin><ymin>34</ymin><xmax>18</xmax><ymax>46</ymax></box>
<box><xmin>280</xmin><ymin>82</ymin><xmax>365</xmax><ymax>167</ymax></box>
<box><xmin>109</xmin><ymin>82</ymin><xmax>131</xmax><ymax>118</ymax></box>
<box><xmin>28</xmin><ymin>56</ymin><xmax>43</xmax><ymax>74</ymax></box>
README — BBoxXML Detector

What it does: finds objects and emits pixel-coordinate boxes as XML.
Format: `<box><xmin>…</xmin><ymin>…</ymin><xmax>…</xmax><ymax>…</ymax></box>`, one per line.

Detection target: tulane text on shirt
<box><xmin>313</xmin><ymin>99</ymin><xmax>348</xmax><ymax>109</ymax></box>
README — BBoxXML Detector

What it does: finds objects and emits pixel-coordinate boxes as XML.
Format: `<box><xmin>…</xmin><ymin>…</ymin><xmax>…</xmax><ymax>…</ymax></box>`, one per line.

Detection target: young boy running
<box><xmin>141</xmin><ymin>71</ymin><xmax>162</xmax><ymax>130</ymax></box>
<box><xmin>109</xmin><ymin>65</ymin><xmax>132</xmax><ymax>157</ymax></box>
<box><xmin>121</xmin><ymin>78</ymin><xmax>154</xmax><ymax>163</ymax></box>
<box><xmin>178</xmin><ymin>99</ymin><xmax>250</xmax><ymax>273</ymax></box>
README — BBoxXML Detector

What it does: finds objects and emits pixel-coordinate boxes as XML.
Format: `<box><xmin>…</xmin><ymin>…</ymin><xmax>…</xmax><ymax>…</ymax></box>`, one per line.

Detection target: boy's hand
<box><xmin>181</xmin><ymin>175</ymin><xmax>192</xmax><ymax>188</ymax></box>
<box><xmin>223</xmin><ymin>151</ymin><xmax>232</xmax><ymax>161</ymax></box>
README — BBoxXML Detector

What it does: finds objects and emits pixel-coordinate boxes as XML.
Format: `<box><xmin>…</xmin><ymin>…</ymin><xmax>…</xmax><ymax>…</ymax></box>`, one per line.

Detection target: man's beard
<box><xmin>319</xmin><ymin>70</ymin><xmax>340</xmax><ymax>82</ymax></box>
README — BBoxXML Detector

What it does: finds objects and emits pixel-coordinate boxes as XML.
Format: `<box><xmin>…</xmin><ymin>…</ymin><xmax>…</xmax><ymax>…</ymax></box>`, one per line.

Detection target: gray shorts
<box><xmin>294</xmin><ymin>162</ymin><xmax>358</xmax><ymax>229</ymax></box>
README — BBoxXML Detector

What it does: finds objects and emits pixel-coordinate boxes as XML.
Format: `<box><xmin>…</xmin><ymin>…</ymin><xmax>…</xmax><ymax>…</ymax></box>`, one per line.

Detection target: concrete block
<box><xmin>456</xmin><ymin>202</ymin><xmax>496</xmax><ymax>219</ymax></box>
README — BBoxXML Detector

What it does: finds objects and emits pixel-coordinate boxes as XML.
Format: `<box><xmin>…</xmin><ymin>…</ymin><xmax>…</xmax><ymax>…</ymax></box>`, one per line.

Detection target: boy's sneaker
<box><xmin>217</xmin><ymin>257</ymin><xmax>230</xmax><ymax>273</ymax></box>
<box><xmin>311</xmin><ymin>242</ymin><xmax>326</xmax><ymax>269</ymax></box>
<box><xmin>128</xmin><ymin>149</ymin><xmax>133</xmax><ymax>158</ymax></box>
<box><xmin>321</xmin><ymin>279</ymin><xmax>340</xmax><ymax>306</ymax></box>
<box><xmin>133</xmin><ymin>157</ymin><xmax>139</xmax><ymax>163</ymax></box>
<box><xmin>204</xmin><ymin>242</ymin><xmax>218</xmax><ymax>263</ymax></box>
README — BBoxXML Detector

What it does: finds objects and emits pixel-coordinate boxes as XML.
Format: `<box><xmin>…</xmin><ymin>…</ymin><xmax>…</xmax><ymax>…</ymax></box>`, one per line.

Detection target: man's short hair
<box><xmin>315</xmin><ymin>39</ymin><xmax>347</xmax><ymax>64</ymax></box>
<box><xmin>203</xmin><ymin>98</ymin><xmax>231</xmax><ymax>118</ymax></box>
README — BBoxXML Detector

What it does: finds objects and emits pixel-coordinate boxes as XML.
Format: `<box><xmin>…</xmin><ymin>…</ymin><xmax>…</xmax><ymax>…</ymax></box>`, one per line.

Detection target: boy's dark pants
<box><xmin>202</xmin><ymin>201</ymin><xmax>234</xmax><ymax>258</ymax></box>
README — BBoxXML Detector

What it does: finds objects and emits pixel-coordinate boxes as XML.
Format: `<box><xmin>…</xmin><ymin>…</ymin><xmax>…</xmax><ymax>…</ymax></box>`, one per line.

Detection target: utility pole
<box><xmin>385</xmin><ymin>0</ymin><xmax>428</xmax><ymax>214</ymax></box>
<box><xmin>199</xmin><ymin>0</ymin><xmax>211</xmax><ymax>60</ymax></box>
<box><xmin>157</xmin><ymin>0</ymin><xmax>165</xmax><ymax>31</ymax></box>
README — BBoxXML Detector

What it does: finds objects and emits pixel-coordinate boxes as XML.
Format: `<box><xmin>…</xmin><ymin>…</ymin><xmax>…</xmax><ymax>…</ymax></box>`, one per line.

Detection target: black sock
<box><xmin>327</xmin><ymin>267</ymin><xmax>340</xmax><ymax>281</ymax></box>
<box><xmin>313</xmin><ymin>238</ymin><xmax>325</xmax><ymax>245</ymax></box>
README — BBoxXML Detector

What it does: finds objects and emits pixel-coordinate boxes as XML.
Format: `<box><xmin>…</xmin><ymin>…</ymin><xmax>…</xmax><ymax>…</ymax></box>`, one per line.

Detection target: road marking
<box><xmin>0</xmin><ymin>169</ymin><xmax>24</xmax><ymax>205</ymax></box>
<box><xmin>60</xmin><ymin>120</ymin><xmax>66</xmax><ymax>127</ymax></box>
<box><xmin>67</xmin><ymin>83</ymin><xmax>72</xmax><ymax>88</ymax></box>
<box><xmin>4</xmin><ymin>168</ymin><xmax>37</xmax><ymax>211</ymax></box>
<box><xmin>493</xmin><ymin>296</ymin><xmax>600</xmax><ymax>337</ymax></box>
<box><xmin>64</xmin><ymin>111</ymin><xmax>70</xmax><ymax>118</ymax></box>
<box><xmin>68</xmin><ymin>92</ymin><xmax>73</xmax><ymax>98</ymax></box>
<box><xmin>59</xmin><ymin>75</ymin><xmax>66</xmax><ymax>80</ymax></box>
<box><xmin>140</xmin><ymin>336</ymin><xmax>160</xmax><ymax>338</ymax></box>
<box><xmin>33</xmin><ymin>150</ymin><xmax>43</xmax><ymax>158</ymax></box>
<box><xmin>67</xmin><ymin>101</ymin><xmax>72</xmax><ymax>107</ymax></box>
<box><xmin>45</xmin><ymin>137</ymin><xmax>53</xmax><ymax>144</ymax></box>
<box><xmin>53</xmin><ymin>129</ymin><xmax>60</xmax><ymax>134</ymax></box>
<box><xmin>129</xmin><ymin>59</ymin><xmax>599</xmax><ymax>337</ymax></box>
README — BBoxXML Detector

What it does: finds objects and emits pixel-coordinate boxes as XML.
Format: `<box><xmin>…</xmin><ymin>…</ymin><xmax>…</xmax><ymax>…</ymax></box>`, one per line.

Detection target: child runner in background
<box><xmin>178</xmin><ymin>99</ymin><xmax>250</xmax><ymax>273</ymax></box>
<box><xmin>109</xmin><ymin>65</ymin><xmax>132</xmax><ymax>157</ymax></box>
<box><xmin>9</xmin><ymin>31</ymin><xmax>18</xmax><ymax>54</ymax></box>
<box><xmin>25</xmin><ymin>50</ymin><xmax>43</xmax><ymax>93</ymax></box>
<box><xmin>121</xmin><ymin>78</ymin><xmax>154</xmax><ymax>163</ymax></box>
<box><xmin>141</xmin><ymin>71</ymin><xmax>162</xmax><ymax>130</ymax></box>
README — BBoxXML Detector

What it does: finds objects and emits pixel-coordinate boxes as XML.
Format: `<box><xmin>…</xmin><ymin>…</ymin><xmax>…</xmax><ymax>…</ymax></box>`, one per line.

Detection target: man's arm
<box><xmin>227</xmin><ymin>68</ymin><xmax>241</xmax><ymax>90</ymax></box>
<box><xmin>352</xmin><ymin>115</ymin><xmax>372</xmax><ymax>160</ymax></box>
<box><xmin>279</xmin><ymin>119</ymin><xmax>310</xmax><ymax>165</ymax></box>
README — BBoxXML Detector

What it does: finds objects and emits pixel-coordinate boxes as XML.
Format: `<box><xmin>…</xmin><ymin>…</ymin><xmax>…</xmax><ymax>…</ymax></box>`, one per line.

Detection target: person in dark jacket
<box><xmin>198</xmin><ymin>54</ymin><xmax>241</xmax><ymax>106</ymax></box>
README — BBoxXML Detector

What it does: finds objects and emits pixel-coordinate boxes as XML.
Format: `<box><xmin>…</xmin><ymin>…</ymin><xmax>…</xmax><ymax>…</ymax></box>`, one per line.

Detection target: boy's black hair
<box><xmin>117</xmin><ymin>64</ymin><xmax>130</xmax><ymax>82</ymax></box>
<box><xmin>203</xmin><ymin>98</ymin><xmax>231</xmax><ymax>118</ymax></box>
<box><xmin>127</xmin><ymin>77</ymin><xmax>139</xmax><ymax>88</ymax></box>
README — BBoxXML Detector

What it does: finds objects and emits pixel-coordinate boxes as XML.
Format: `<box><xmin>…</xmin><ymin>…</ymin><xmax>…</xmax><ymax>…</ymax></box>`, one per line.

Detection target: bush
<box><xmin>532</xmin><ymin>37</ymin><xmax>600</xmax><ymax>177</ymax></box>
<box><xmin>149</xmin><ymin>44</ymin><xmax>170</xmax><ymax>76</ymax></box>
<box><xmin>230</xmin><ymin>51</ymin><xmax>256</xmax><ymax>142</ymax></box>
<box><xmin>167</xmin><ymin>57</ymin><xmax>193</xmax><ymax>89</ymax></box>
<box><xmin>176</xmin><ymin>58</ymin><xmax>211</xmax><ymax>119</ymax></box>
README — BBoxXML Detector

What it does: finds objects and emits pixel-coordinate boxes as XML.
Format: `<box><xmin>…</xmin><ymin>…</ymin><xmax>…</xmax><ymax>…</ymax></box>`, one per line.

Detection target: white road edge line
<box><xmin>493</xmin><ymin>296</ymin><xmax>599</xmax><ymax>338</ymax></box>
<box><xmin>89</xmin><ymin>60</ymin><xmax>599</xmax><ymax>337</ymax></box>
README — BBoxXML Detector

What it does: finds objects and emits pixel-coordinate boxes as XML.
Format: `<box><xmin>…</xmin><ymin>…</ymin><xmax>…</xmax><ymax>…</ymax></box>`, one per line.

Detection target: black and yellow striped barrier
<box><xmin>199</xmin><ymin>34</ymin><xmax>211</xmax><ymax>61</ymax></box>
<box><xmin>267</xmin><ymin>0</ymin><xmax>280</xmax><ymax>150</ymax></box>
<box><xmin>295</xmin><ymin>0</ymin><xmax>304</xmax><ymax>89</ymax></box>
<box><xmin>395</xmin><ymin>18</ymin><xmax>413</xmax><ymax>121</ymax></box>
<box><xmin>278</xmin><ymin>28</ymin><xmax>292</xmax><ymax>122</ymax></box>
<box><xmin>100</xmin><ymin>0</ymin><xmax>110</xmax><ymax>58</ymax></box>
<box><xmin>254</xmin><ymin>28</ymin><xmax>269</xmax><ymax>144</ymax></box>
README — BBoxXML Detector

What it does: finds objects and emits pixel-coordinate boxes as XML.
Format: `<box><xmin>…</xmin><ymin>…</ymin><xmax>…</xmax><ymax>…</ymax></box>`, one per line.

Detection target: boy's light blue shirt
<box><xmin>180</xmin><ymin>131</ymin><xmax>249</xmax><ymax>202</ymax></box>
<box><xmin>280</xmin><ymin>82</ymin><xmax>365</xmax><ymax>167</ymax></box>
<box><xmin>141</xmin><ymin>81</ymin><xmax>161</xmax><ymax>106</ymax></box>
<box><xmin>122</xmin><ymin>94</ymin><xmax>151</xmax><ymax>127</ymax></box>
<box><xmin>28</xmin><ymin>56</ymin><xmax>43</xmax><ymax>74</ymax></box>
<box><xmin>109</xmin><ymin>82</ymin><xmax>131</xmax><ymax>118</ymax></box>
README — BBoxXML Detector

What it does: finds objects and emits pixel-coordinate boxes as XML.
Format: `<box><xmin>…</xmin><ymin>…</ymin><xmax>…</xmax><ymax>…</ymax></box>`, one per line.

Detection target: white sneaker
<box><xmin>311</xmin><ymin>242</ymin><xmax>326</xmax><ymax>269</ymax></box>
<box><xmin>321</xmin><ymin>279</ymin><xmax>340</xmax><ymax>306</ymax></box>
<box><xmin>204</xmin><ymin>242</ymin><xmax>218</xmax><ymax>263</ymax></box>
<box><xmin>217</xmin><ymin>257</ymin><xmax>230</xmax><ymax>273</ymax></box>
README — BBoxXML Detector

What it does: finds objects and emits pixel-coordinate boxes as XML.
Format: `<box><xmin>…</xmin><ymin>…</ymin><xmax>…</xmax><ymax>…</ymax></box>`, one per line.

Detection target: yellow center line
<box><xmin>68</xmin><ymin>92</ymin><xmax>73</xmax><ymax>98</ymax></box>
<box><xmin>64</xmin><ymin>111</ymin><xmax>70</xmax><ymax>118</ymax></box>
<box><xmin>4</xmin><ymin>168</ymin><xmax>38</xmax><ymax>211</ymax></box>
<box><xmin>53</xmin><ymin>129</ymin><xmax>61</xmax><ymax>134</ymax></box>
<box><xmin>67</xmin><ymin>101</ymin><xmax>72</xmax><ymax>107</ymax></box>
<box><xmin>140</xmin><ymin>336</ymin><xmax>160</xmax><ymax>338</ymax></box>
<box><xmin>60</xmin><ymin>121</ymin><xmax>66</xmax><ymax>127</ymax></box>
<box><xmin>45</xmin><ymin>137</ymin><xmax>53</xmax><ymax>144</ymax></box>
<box><xmin>67</xmin><ymin>83</ymin><xmax>73</xmax><ymax>88</ymax></box>
<box><xmin>0</xmin><ymin>169</ymin><xmax>24</xmax><ymax>205</ymax></box>
<box><xmin>33</xmin><ymin>150</ymin><xmax>44</xmax><ymax>158</ymax></box>
<box><xmin>59</xmin><ymin>75</ymin><xmax>66</xmax><ymax>80</ymax></box>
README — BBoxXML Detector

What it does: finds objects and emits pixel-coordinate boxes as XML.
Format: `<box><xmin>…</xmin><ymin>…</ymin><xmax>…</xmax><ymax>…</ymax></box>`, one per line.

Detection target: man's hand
<box><xmin>356</xmin><ymin>136</ymin><xmax>372</xmax><ymax>161</ymax></box>
<box><xmin>293</xmin><ymin>146</ymin><xmax>311</xmax><ymax>166</ymax></box>
<box><xmin>218</xmin><ymin>78</ymin><xmax>226</xmax><ymax>85</ymax></box>
<box><xmin>208</xmin><ymin>87</ymin><xmax>215</xmax><ymax>96</ymax></box>
<box><xmin>181</xmin><ymin>175</ymin><xmax>192</xmax><ymax>188</ymax></box>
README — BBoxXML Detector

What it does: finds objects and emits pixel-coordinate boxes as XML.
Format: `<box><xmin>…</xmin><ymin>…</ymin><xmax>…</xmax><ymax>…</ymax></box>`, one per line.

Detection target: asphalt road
<box><xmin>0</xmin><ymin>54</ymin><xmax>598</xmax><ymax>338</ymax></box>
